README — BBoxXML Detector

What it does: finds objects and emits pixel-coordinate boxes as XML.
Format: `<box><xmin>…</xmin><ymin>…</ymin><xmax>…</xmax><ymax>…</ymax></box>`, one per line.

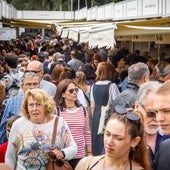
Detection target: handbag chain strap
<box><xmin>50</xmin><ymin>116</ymin><xmax>59</xmax><ymax>149</ymax></box>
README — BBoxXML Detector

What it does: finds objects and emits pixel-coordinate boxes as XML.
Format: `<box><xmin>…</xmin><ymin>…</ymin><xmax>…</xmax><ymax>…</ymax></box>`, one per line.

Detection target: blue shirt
<box><xmin>40</xmin><ymin>79</ymin><xmax>56</xmax><ymax>97</ymax></box>
<box><xmin>0</xmin><ymin>91</ymin><xmax>24</xmax><ymax>144</ymax></box>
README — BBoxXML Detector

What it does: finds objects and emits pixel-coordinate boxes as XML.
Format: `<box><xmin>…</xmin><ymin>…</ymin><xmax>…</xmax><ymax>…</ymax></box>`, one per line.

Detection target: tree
<box><xmin>7</xmin><ymin>0</ymin><xmax>124</xmax><ymax>11</ymax></box>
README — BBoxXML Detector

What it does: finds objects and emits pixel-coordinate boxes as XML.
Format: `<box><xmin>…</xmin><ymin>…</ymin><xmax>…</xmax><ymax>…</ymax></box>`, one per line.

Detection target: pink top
<box><xmin>59</xmin><ymin>106</ymin><xmax>91</xmax><ymax>159</ymax></box>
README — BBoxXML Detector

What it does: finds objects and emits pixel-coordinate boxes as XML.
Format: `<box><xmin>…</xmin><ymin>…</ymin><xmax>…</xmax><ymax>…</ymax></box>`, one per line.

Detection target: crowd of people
<box><xmin>0</xmin><ymin>33</ymin><xmax>170</xmax><ymax>170</ymax></box>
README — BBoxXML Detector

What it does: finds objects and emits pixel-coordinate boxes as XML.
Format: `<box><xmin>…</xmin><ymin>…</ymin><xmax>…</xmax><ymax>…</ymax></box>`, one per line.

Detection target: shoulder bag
<box><xmin>47</xmin><ymin>116</ymin><xmax>73</xmax><ymax>170</ymax></box>
<box><xmin>97</xmin><ymin>83</ymin><xmax>112</xmax><ymax>135</ymax></box>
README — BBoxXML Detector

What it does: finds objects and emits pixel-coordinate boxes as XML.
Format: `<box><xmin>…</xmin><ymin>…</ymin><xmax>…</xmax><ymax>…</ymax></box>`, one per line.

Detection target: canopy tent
<box><xmin>115</xmin><ymin>17</ymin><xmax>170</xmax><ymax>36</ymax></box>
<box><xmin>88</xmin><ymin>24</ymin><xmax>117</xmax><ymax>48</ymax></box>
<box><xmin>60</xmin><ymin>23</ymin><xmax>117</xmax><ymax>48</ymax></box>
<box><xmin>2</xmin><ymin>17</ymin><xmax>55</xmax><ymax>28</ymax></box>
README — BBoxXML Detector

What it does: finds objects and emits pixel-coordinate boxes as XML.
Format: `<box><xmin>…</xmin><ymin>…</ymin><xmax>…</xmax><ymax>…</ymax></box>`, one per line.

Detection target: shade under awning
<box><xmin>2</xmin><ymin>17</ymin><xmax>55</xmax><ymax>28</ymax></box>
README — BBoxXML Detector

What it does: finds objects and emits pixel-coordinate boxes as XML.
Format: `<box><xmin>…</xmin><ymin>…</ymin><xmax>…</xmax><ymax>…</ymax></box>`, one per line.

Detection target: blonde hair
<box><xmin>75</xmin><ymin>71</ymin><xmax>88</xmax><ymax>93</ymax></box>
<box><xmin>21</xmin><ymin>89</ymin><xmax>56</xmax><ymax>119</ymax></box>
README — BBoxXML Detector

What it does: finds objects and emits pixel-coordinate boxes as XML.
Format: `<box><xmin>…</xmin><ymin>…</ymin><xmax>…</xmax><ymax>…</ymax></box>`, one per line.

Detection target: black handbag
<box><xmin>47</xmin><ymin>116</ymin><xmax>73</xmax><ymax>170</ymax></box>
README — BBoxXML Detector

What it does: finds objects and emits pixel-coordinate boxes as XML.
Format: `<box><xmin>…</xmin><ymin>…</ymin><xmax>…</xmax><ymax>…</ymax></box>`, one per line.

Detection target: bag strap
<box><xmin>50</xmin><ymin>116</ymin><xmax>59</xmax><ymax>149</ymax></box>
<box><xmin>56</xmin><ymin>107</ymin><xmax>60</xmax><ymax>116</ymax></box>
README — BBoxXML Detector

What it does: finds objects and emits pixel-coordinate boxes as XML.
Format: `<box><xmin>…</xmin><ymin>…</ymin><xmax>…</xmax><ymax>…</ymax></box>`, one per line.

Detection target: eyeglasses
<box><xmin>25</xmin><ymin>69</ymin><xmax>42</xmax><ymax>74</ymax></box>
<box><xmin>67</xmin><ymin>87</ymin><xmax>79</xmax><ymax>94</ymax></box>
<box><xmin>114</xmin><ymin>105</ymin><xmax>140</xmax><ymax>121</ymax></box>
<box><xmin>24</xmin><ymin>82</ymin><xmax>39</xmax><ymax>87</ymax></box>
<box><xmin>28</xmin><ymin>103</ymin><xmax>41</xmax><ymax>108</ymax></box>
<box><xmin>140</xmin><ymin>104</ymin><xmax>157</xmax><ymax>118</ymax></box>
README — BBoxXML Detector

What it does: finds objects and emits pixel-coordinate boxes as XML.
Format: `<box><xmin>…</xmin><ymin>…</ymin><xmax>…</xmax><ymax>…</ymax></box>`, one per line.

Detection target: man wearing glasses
<box><xmin>135</xmin><ymin>81</ymin><xmax>170</xmax><ymax>169</ymax></box>
<box><xmin>153</xmin><ymin>80</ymin><xmax>170</xmax><ymax>170</ymax></box>
<box><xmin>26</xmin><ymin>60</ymin><xmax>56</xmax><ymax>97</ymax></box>
<box><xmin>0</xmin><ymin>72</ymin><xmax>40</xmax><ymax>145</ymax></box>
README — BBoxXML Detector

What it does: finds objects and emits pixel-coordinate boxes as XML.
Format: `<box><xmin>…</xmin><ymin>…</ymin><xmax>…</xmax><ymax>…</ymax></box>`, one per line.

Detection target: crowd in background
<box><xmin>0</xmin><ymin>33</ymin><xmax>170</xmax><ymax>170</ymax></box>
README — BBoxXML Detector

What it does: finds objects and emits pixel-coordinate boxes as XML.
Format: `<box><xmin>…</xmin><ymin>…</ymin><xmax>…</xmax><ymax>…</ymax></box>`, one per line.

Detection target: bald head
<box><xmin>26</xmin><ymin>61</ymin><xmax>43</xmax><ymax>78</ymax></box>
<box><xmin>27</xmin><ymin>61</ymin><xmax>43</xmax><ymax>71</ymax></box>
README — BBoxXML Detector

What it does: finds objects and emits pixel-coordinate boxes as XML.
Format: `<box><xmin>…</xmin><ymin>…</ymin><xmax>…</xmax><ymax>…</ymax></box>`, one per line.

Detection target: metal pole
<box><xmin>71</xmin><ymin>0</ymin><xmax>73</xmax><ymax>11</ymax></box>
<box><xmin>78</xmin><ymin>0</ymin><xmax>80</xmax><ymax>10</ymax></box>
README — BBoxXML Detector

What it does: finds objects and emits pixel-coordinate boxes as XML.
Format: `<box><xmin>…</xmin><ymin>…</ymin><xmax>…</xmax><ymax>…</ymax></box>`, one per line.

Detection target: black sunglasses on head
<box><xmin>114</xmin><ymin>105</ymin><xmax>140</xmax><ymax>121</ymax></box>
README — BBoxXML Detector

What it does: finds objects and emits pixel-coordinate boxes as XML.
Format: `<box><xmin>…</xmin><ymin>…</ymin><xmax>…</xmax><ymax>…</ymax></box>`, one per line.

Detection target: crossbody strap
<box><xmin>50</xmin><ymin>116</ymin><xmax>59</xmax><ymax>149</ymax></box>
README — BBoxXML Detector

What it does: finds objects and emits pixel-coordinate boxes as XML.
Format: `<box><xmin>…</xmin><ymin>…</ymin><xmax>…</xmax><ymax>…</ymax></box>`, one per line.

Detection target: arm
<box><xmin>110</xmin><ymin>83</ymin><xmax>120</xmax><ymax>101</ymax></box>
<box><xmin>83</xmin><ymin>107</ymin><xmax>92</xmax><ymax>155</ymax></box>
<box><xmin>59</xmin><ymin>117</ymin><xmax>78</xmax><ymax>160</ymax></box>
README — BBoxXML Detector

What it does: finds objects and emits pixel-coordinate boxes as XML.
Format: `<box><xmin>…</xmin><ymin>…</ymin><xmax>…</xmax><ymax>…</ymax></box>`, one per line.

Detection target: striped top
<box><xmin>59</xmin><ymin>106</ymin><xmax>91</xmax><ymax>159</ymax></box>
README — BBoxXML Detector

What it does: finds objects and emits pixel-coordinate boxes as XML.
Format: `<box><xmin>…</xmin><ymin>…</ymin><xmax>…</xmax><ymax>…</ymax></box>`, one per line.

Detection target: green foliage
<box><xmin>7</xmin><ymin>0</ymin><xmax>124</xmax><ymax>11</ymax></box>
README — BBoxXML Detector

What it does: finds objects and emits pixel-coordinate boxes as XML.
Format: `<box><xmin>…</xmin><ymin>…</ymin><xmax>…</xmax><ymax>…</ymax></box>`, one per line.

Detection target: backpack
<box><xmin>1</xmin><ymin>69</ymin><xmax>24</xmax><ymax>98</ymax></box>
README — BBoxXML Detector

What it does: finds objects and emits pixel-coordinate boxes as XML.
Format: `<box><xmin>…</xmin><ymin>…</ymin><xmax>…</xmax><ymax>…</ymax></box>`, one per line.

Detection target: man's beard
<box><xmin>145</xmin><ymin>123</ymin><xmax>159</xmax><ymax>135</ymax></box>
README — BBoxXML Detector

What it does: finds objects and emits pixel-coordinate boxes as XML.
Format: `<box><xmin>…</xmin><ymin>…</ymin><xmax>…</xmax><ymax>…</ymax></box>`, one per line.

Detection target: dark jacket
<box><xmin>109</xmin><ymin>83</ymin><xmax>139</xmax><ymax>114</ymax></box>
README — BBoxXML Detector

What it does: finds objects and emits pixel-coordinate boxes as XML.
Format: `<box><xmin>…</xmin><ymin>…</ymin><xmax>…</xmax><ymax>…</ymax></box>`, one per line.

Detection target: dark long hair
<box><xmin>54</xmin><ymin>79</ymin><xmax>81</xmax><ymax>111</ymax></box>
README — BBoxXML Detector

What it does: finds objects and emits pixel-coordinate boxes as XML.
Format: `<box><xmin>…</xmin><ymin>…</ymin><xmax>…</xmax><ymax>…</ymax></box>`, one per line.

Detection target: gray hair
<box><xmin>155</xmin><ymin>61</ymin><xmax>170</xmax><ymax>77</ymax></box>
<box><xmin>53</xmin><ymin>52</ymin><xmax>61</xmax><ymax>62</ymax></box>
<box><xmin>21</xmin><ymin>72</ymin><xmax>41</xmax><ymax>85</ymax></box>
<box><xmin>137</xmin><ymin>81</ymin><xmax>162</xmax><ymax>105</ymax></box>
<box><xmin>128</xmin><ymin>62</ymin><xmax>150</xmax><ymax>84</ymax></box>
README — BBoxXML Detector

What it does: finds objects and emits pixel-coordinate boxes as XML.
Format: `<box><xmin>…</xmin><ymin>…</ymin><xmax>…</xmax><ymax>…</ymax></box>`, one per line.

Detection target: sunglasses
<box><xmin>114</xmin><ymin>105</ymin><xmax>140</xmax><ymax>121</ymax></box>
<box><xmin>67</xmin><ymin>87</ymin><xmax>79</xmax><ymax>94</ymax></box>
<box><xmin>141</xmin><ymin>104</ymin><xmax>157</xmax><ymax>118</ymax></box>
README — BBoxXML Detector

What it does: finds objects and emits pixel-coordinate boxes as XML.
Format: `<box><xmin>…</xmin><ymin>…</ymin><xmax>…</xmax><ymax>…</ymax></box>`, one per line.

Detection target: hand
<box><xmin>52</xmin><ymin>149</ymin><xmax>64</xmax><ymax>160</ymax></box>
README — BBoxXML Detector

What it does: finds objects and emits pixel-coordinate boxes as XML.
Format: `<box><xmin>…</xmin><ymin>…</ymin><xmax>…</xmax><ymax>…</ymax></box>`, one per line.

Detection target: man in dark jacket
<box><xmin>109</xmin><ymin>62</ymin><xmax>150</xmax><ymax>114</ymax></box>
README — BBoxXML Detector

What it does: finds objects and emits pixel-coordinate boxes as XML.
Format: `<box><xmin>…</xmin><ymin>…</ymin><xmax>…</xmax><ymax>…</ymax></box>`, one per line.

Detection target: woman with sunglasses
<box><xmin>75</xmin><ymin>106</ymin><xmax>150</xmax><ymax>170</ymax></box>
<box><xmin>55</xmin><ymin>79</ymin><xmax>92</xmax><ymax>169</ymax></box>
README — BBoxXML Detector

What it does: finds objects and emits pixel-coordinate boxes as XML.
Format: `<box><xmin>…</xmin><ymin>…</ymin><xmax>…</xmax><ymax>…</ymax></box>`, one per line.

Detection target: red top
<box><xmin>0</xmin><ymin>141</ymin><xmax>8</xmax><ymax>163</ymax></box>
